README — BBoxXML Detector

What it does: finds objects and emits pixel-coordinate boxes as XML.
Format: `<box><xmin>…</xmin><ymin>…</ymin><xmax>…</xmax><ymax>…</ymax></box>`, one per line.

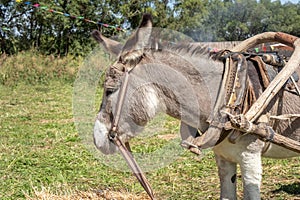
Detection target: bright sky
<box><xmin>280</xmin><ymin>0</ymin><xmax>299</xmax><ymax>3</ymax></box>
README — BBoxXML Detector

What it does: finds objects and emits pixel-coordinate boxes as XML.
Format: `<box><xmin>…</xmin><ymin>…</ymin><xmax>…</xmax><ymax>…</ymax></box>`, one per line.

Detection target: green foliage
<box><xmin>1</xmin><ymin>0</ymin><xmax>300</xmax><ymax>55</ymax></box>
<box><xmin>1</xmin><ymin>0</ymin><xmax>117</xmax><ymax>56</ymax></box>
<box><xmin>0</xmin><ymin>50</ymin><xmax>80</xmax><ymax>86</ymax></box>
<box><xmin>263</xmin><ymin>0</ymin><xmax>300</xmax><ymax>36</ymax></box>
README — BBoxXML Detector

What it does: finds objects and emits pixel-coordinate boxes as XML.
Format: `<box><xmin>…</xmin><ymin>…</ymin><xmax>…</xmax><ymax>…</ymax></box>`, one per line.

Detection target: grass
<box><xmin>0</xmin><ymin>51</ymin><xmax>80</xmax><ymax>86</ymax></box>
<box><xmin>0</xmin><ymin>52</ymin><xmax>299</xmax><ymax>199</ymax></box>
<box><xmin>1</xmin><ymin>81</ymin><xmax>299</xmax><ymax>200</ymax></box>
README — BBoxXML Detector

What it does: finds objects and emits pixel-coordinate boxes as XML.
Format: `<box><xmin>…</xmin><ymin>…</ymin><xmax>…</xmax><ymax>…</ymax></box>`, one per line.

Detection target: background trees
<box><xmin>1</xmin><ymin>0</ymin><xmax>299</xmax><ymax>56</ymax></box>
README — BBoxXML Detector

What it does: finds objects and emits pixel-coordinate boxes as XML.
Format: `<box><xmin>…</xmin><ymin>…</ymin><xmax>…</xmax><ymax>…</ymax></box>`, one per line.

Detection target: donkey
<box><xmin>93</xmin><ymin>14</ymin><xmax>300</xmax><ymax>199</ymax></box>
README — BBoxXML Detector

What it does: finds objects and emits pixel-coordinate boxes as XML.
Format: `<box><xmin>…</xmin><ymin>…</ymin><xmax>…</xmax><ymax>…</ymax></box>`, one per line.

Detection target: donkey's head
<box><xmin>93</xmin><ymin>14</ymin><xmax>160</xmax><ymax>154</ymax></box>
<box><xmin>92</xmin><ymin>13</ymin><xmax>226</xmax><ymax>155</ymax></box>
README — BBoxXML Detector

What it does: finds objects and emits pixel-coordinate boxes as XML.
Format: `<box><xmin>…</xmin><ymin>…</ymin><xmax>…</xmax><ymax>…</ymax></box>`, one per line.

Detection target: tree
<box><xmin>200</xmin><ymin>0</ymin><xmax>273</xmax><ymax>41</ymax></box>
<box><xmin>1</xmin><ymin>0</ymin><xmax>299</xmax><ymax>55</ymax></box>
<box><xmin>263</xmin><ymin>0</ymin><xmax>300</xmax><ymax>37</ymax></box>
<box><xmin>1</xmin><ymin>0</ymin><xmax>122</xmax><ymax>56</ymax></box>
<box><xmin>0</xmin><ymin>0</ymin><xmax>31</xmax><ymax>54</ymax></box>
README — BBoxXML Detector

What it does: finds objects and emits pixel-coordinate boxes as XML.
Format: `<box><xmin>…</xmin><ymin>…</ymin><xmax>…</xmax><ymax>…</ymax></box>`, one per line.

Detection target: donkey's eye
<box><xmin>106</xmin><ymin>90</ymin><xmax>113</xmax><ymax>96</ymax></box>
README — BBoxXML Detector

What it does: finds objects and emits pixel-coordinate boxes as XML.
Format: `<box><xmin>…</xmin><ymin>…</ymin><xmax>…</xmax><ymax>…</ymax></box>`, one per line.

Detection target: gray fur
<box><xmin>93</xmin><ymin>15</ymin><xmax>300</xmax><ymax>199</ymax></box>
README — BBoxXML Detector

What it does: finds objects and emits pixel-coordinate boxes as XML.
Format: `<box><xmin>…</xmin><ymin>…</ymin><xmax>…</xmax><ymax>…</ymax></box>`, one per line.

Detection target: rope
<box><xmin>270</xmin><ymin>114</ymin><xmax>300</xmax><ymax>120</ymax></box>
<box><xmin>13</xmin><ymin>1</ymin><xmax>124</xmax><ymax>32</ymax></box>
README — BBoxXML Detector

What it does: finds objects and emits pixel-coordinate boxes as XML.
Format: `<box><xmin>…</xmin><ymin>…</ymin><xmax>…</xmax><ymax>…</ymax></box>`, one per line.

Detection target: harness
<box><xmin>107</xmin><ymin>66</ymin><xmax>156</xmax><ymax>200</ymax></box>
<box><xmin>181</xmin><ymin>49</ymin><xmax>300</xmax><ymax>153</ymax></box>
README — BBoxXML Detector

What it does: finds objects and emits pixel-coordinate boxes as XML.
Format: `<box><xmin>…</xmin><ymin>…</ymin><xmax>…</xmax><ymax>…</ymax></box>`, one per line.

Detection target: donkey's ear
<box><xmin>92</xmin><ymin>30</ymin><xmax>123</xmax><ymax>57</ymax></box>
<box><xmin>138</xmin><ymin>13</ymin><xmax>153</xmax><ymax>28</ymax></box>
<box><xmin>135</xmin><ymin>13</ymin><xmax>153</xmax><ymax>43</ymax></box>
<box><xmin>120</xmin><ymin>14</ymin><xmax>153</xmax><ymax>66</ymax></box>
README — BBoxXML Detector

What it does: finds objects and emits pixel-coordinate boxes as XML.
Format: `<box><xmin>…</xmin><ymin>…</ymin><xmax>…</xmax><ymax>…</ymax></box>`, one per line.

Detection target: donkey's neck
<box><xmin>128</xmin><ymin>50</ymin><xmax>224</xmax><ymax>132</ymax></box>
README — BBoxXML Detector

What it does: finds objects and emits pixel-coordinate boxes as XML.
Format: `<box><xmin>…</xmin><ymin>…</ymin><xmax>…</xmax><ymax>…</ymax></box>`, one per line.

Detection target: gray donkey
<box><xmin>93</xmin><ymin>14</ymin><xmax>300</xmax><ymax>199</ymax></box>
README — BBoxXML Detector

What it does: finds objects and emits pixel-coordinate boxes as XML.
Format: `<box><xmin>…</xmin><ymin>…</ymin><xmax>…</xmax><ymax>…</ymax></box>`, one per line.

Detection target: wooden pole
<box><xmin>245</xmin><ymin>38</ymin><xmax>300</xmax><ymax>122</ymax></box>
<box><xmin>225</xmin><ymin>119</ymin><xmax>300</xmax><ymax>154</ymax></box>
<box><xmin>228</xmin><ymin>33</ymin><xmax>300</xmax><ymax>145</ymax></box>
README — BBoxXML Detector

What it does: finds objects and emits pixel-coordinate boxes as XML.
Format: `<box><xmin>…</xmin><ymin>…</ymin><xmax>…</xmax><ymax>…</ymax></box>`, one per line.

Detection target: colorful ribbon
<box><xmin>16</xmin><ymin>1</ymin><xmax>124</xmax><ymax>31</ymax></box>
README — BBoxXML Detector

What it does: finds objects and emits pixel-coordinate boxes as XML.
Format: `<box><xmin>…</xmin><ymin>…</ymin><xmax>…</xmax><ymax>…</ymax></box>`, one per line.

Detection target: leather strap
<box><xmin>108</xmin><ymin>68</ymin><xmax>156</xmax><ymax>200</ymax></box>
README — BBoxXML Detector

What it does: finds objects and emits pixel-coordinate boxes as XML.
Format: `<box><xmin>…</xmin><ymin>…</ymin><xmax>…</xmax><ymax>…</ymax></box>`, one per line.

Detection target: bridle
<box><xmin>107</xmin><ymin>62</ymin><xmax>156</xmax><ymax>200</ymax></box>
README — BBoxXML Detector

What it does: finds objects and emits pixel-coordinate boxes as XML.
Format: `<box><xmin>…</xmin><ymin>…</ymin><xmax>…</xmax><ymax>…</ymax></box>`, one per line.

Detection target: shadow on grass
<box><xmin>272</xmin><ymin>182</ymin><xmax>300</xmax><ymax>195</ymax></box>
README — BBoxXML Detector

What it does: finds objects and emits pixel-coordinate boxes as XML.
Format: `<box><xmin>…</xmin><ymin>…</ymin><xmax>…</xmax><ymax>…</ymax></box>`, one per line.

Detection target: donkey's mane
<box><xmin>163</xmin><ymin>42</ymin><xmax>211</xmax><ymax>58</ymax></box>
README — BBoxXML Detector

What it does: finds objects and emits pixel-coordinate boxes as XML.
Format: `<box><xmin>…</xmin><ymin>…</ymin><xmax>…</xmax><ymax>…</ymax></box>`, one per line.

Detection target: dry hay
<box><xmin>157</xmin><ymin>133</ymin><xmax>178</xmax><ymax>141</ymax></box>
<box><xmin>25</xmin><ymin>187</ymin><xmax>151</xmax><ymax>200</ymax></box>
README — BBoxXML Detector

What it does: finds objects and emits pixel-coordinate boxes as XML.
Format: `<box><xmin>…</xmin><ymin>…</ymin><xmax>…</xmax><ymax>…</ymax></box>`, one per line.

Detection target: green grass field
<box><xmin>0</xmin><ymin>53</ymin><xmax>299</xmax><ymax>199</ymax></box>
<box><xmin>1</xmin><ymin>81</ymin><xmax>299</xmax><ymax>200</ymax></box>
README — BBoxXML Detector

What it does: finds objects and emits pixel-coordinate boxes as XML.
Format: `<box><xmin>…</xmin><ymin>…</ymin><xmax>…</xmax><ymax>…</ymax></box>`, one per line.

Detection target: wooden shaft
<box><xmin>227</xmin><ymin>122</ymin><xmax>300</xmax><ymax>154</ymax></box>
<box><xmin>114</xmin><ymin>137</ymin><xmax>156</xmax><ymax>200</ymax></box>
<box><xmin>228</xmin><ymin>32</ymin><xmax>300</xmax><ymax>144</ymax></box>
<box><xmin>245</xmin><ymin>38</ymin><xmax>300</xmax><ymax>122</ymax></box>
<box><xmin>231</xmin><ymin>32</ymin><xmax>298</xmax><ymax>52</ymax></box>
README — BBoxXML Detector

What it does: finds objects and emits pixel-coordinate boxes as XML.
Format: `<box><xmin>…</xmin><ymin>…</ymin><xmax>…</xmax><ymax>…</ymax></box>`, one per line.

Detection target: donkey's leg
<box><xmin>240</xmin><ymin>151</ymin><xmax>262</xmax><ymax>200</ymax></box>
<box><xmin>215</xmin><ymin>154</ymin><xmax>237</xmax><ymax>200</ymax></box>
